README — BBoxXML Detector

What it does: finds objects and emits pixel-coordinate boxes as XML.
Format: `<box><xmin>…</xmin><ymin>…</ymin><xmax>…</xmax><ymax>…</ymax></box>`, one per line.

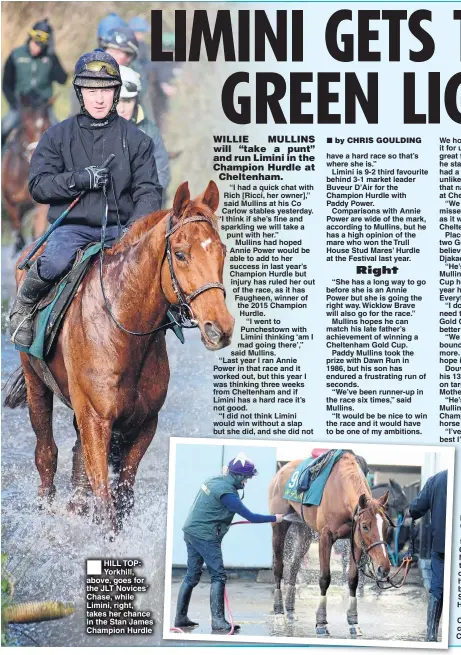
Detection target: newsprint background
<box><xmin>1</xmin><ymin>0</ymin><xmax>461</xmax><ymax>653</ymax></box>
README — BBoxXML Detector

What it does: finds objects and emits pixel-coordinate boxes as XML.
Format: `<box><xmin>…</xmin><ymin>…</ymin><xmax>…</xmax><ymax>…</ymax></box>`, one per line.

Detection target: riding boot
<box><xmin>174</xmin><ymin>580</ymin><xmax>199</xmax><ymax>628</ymax></box>
<box><xmin>426</xmin><ymin>594</ymin><xmax>443</xmax><ymax>642</ymax></box>
<box><xmin>9</xmin><ymin>261</ymin><xmax>52</xmax><ymax>348</ymax></box>
<box><xmin>210</xmin><ymin>581</ymin><xmax>240</xmax><ymax>632</ymax></box>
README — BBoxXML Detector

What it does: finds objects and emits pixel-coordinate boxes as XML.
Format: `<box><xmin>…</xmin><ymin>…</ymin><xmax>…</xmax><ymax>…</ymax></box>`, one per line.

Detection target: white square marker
<box><xmin>86</xmin><ymin>560</ymin><xmax>102</xmax><ymax>575</ymax></box>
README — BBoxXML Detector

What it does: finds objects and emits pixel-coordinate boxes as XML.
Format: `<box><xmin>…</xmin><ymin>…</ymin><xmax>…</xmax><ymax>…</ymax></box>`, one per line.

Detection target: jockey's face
<box><xmin>29</xmin><ymin>40</ymin><xmax>43</xmax><ymax>57</ymax></box>
<box><xmin>81</xmin><ymin>87</ymin><xmax>115</xmax><ymax>119</ymax></box>
<box><xmin>117</xmin><ymin>98</ymin><xmax>136</xmax><ymax>121</ymax></box>
<box><xmin>105</xmin><ymin>48</ymin><xmax>132</xmax><ymax>67</ymax></box>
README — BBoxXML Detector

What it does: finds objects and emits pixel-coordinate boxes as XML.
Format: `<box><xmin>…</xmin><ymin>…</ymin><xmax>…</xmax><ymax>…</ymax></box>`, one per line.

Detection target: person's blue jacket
<box><xmin>410</xmin><ymin>470</ymin><xmax>447</xmax><ymax>553</ymax></box>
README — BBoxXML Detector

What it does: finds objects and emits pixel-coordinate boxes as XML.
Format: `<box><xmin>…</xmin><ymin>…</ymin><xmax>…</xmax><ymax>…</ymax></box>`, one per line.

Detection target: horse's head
<box><xmin>354</xmin><ymin>491</ymin><xmax>391</xmax><ymax>581</ymax></box>
<box><xmin>18</xmin><ymin>94</ymin><xmax>52</xmax><ymax>159</ymax></box>
<box><xmin>161</xmin><ymin>181</ymin><xmax>234</xmax><ymax>350</ymax></box>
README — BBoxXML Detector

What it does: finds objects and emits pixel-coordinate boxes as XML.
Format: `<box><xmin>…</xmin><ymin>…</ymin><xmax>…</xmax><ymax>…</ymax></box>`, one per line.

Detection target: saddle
<box><xmin>24</xmin><ymin>243</ymin><xmax>185</xmax><ymax>362</ymax></box>
<box><xmin>296</xmin><ymin>449</ymin><xmax>369</xmax><ymax>495</ymax></box>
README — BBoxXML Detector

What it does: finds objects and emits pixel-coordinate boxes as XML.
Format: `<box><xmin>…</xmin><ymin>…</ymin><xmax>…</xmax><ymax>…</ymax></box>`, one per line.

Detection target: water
<box><xmin>1</xmin><ymin>245</ymin><xmax>218</xmax><ymax>646</ymax></box>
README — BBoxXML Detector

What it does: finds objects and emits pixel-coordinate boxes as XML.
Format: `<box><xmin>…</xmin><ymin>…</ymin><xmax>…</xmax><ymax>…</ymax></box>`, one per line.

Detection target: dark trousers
<box><xmin>430</xmin><ymin>551</ymin><xmax>444</xmax><ymax>601</ymax></box>
<box><xmin>38</xmin><ymin>224</ymin><xmax>119</xmax><ymax>282</ymax></box>
<box><xmin>183</xmin><ymin>533</ymin><xmax>226</xmax><ymax>586</ymax></box>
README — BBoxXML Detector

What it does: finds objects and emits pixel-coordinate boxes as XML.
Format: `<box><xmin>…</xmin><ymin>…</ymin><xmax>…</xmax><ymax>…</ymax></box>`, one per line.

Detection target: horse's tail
<box><xmin>3</xmin><ymin>366</ymin><xmax>27</xmax><ymax>409</ymax></box>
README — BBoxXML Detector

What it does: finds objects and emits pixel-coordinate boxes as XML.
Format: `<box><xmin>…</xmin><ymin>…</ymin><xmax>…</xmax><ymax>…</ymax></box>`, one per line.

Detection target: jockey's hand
<box><xmin>275</xmin><ymin>514</ymin><xmax>284</xmax><ymax>523</ymax></box>
<box><xmin>71</xmin><ymin>166</ymin><xmax>110</xmax><ymax>191</ymax></box>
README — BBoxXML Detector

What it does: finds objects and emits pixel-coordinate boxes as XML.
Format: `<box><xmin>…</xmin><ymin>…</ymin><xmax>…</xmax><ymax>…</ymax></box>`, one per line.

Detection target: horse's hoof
<box><xmin>287</xmin><ymin>612</ymin><xmax>298</xmax><ymax>622</ymax></box>
<box><xmin>37</xmin><ymin>485</ymin><xmax>56</xmax><ymax>509</ymax></box>
<box><xmin>316</xmin><ymin>625</ymin><xmax>330</xmax><ymax>637</ymax></box>
<box><xmin>349</xmin><ymin>625</ymin><xmax>363</xmax><ymax>637</ymax></box>
<box><xmin>67</xmin><ymin>498</ymin><xmax>89</xmax><ymax>516</ymax></box>
<box><xmin>274</xmin><ymin>613</ymin><xmax>285</xmax><ymax>625</ymax></box>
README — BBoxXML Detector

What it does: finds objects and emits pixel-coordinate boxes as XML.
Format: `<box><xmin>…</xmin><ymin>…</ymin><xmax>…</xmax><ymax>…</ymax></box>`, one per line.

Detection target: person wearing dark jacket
<box><xmin>174</xmin><ymin>453</ymin><xmax>284</xmax><ymax>633</ymax></box>
<box><xmin>2</xmin><ymin>19</ymin><xmax>67</xmax><ymax>146</ymax></box>
<box><xmin>117</xmin><ymin>65</ymin><xmax>170</xmax><ymax>197</ymax></box>
<box><xmin>409</xmin><ymin>469</ymin><xmax>448</xmax><ymax>642</ymax></box>
<box><xmin>9</xmin><ymin>49</ymin><xmax>162</xmax><ymax>349</ymax></box>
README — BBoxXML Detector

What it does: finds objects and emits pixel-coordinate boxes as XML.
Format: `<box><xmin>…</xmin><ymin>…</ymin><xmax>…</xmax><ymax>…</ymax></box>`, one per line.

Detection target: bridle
<box><xmin>350</xmin><ymin>503</ymin><xmax>413</xmax><ymax>589</ymax></box>
<box><xmin>165</xmin><ymin>213</ymin><xmax>226</xmax><ymax>325</ymax></box>
<box><xmin>98</xmin><ymin>198</ymin><xmax>226</xmax><ymax>337</ymax></box>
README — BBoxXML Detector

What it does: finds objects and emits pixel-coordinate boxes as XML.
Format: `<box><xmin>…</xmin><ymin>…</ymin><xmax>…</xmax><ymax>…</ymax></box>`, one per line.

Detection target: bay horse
<box><xmin>268</xmin><ymin>452</ymin><xmax>391</xmax><ymax>637</ymax></box>
<box><xmin>2</xmin><ymin>96</ymin><xmax>51</xmax><ymax>253</ymax></box>
<box><xmin>4</xmin><ymin>181</ymin><xmax>234</xmax><ymax>535</ymax></box>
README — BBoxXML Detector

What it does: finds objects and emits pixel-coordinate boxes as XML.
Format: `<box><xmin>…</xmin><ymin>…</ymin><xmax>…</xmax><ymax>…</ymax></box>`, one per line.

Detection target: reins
<box><xmin>350</xmin><ymin>503</ymin><xmax>415</xmax><ymax>590</ymax></box>
<box><xmin>98</xmin><ymin>187</ymin><xmax>226</xmax><ymax>337</ymax></box>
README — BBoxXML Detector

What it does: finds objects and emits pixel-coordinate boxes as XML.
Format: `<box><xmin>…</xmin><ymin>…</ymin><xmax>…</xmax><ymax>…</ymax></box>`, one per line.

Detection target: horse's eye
<box><xmin>175</xmin><ymin>251</ymin><xmax>186</xmax><ymax>262</ymax></box>
<box><xmin>362</xmin><ymin>524</ymin><xmax>369</xmax><ymax>533</ymax></box>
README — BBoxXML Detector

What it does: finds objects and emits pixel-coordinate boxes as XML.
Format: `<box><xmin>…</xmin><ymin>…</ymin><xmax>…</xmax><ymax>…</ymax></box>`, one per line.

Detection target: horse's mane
<box><xmin>108</xmin><ymin>199</ymin><xmax>219</xmax><ymax>256</ymax></box>
<box><xmin>340</xmin><ymin>453</ymin><xmax>371</xmax><ymax>498</ymax></box>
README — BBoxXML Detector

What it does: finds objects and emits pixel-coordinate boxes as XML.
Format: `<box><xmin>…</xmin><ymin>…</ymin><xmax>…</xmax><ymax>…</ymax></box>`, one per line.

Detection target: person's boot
<box><xmin>210</xmin><ymin>581</ymin><xmax>240</xmax><ymax>632</ymax></box>
<box><xmin>9</xmin><ymin>261</ymin><xmax>51</xmax><ymax>348</ymax></box>
<box><xmin>426</xmin><ymin>594</ymin><xmax>443</xmax><ymax>642</ymax></box>
<box><xmin>174</xmin><ymin>580</ymin><xmax>199</xmax><ymax>628</ymax></box>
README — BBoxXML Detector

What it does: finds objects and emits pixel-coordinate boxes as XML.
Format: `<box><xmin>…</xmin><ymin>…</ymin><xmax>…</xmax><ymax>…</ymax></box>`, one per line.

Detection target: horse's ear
<box><xmin>172</xmin><ymin>181</ymin><xmax>190</xmax><ymax>220</ymax></box>
<box><xmin>378</xmin><ymin>489</ymin><xmax>390</xmax><ymax>509</ymax></box>
<box><xmin>358</xmin><ymin>494</ymin><xmax>368</xmax><ymax>510</ymax></box>
<box><xmin>201</xmin><ymin>180</ymin><xmax>219</xmax><ymax>213</ymax></box>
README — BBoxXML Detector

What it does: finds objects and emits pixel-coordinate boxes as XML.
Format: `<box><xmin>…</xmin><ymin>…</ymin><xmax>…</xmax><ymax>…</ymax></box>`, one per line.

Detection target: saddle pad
<box><xmin>283</xmin><ymin>449</ymin><xmax>344</xmax><ymax>506</ymax></box>
<box><xmin>25</xmin><ymin>243</ymin><xmax>102</xmax><ymax>360</ymax></box>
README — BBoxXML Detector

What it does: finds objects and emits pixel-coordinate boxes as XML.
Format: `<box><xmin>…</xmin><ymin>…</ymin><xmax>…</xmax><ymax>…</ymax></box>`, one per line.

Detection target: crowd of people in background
<box><xmin>2</xmin><ymin>12</ymin><xmax>183</xmax><ymax>195</ymax></box>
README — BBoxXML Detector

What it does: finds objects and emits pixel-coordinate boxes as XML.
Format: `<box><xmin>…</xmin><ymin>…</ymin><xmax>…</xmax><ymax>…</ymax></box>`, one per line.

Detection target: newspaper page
<box><xmin>0</xmin><ymin>1</ymin><xmax>458</xmax><ymax>652</ymax></box>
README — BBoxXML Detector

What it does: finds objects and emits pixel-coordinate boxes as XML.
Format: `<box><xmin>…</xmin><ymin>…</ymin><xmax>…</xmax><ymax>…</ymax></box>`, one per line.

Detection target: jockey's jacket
<box><xmin>3</xmin><ymin>43</ymin><xmax>67</xmax><ymax>108</ymax></box>
<box><xmin>29</xmin><ymin>111</ymin><xmax>162</xmax><ymax>228</ymax></box>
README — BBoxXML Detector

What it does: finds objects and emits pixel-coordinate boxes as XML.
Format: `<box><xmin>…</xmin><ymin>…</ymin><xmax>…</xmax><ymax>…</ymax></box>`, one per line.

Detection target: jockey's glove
<box><xmin>71</xmin><ymin>166</ymin><xmax>110</xmax><ymax>191</ymax></box>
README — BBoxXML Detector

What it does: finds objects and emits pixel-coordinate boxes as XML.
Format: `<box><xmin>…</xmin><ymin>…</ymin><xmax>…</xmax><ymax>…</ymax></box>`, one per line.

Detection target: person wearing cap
<box><xmin>175</xmin><ymin>453</ymin><xmax>284</xmax><ymax>632</ymax></box>
<box><xmin>151</xmin><ymin>32</ymin><xmax>182</xmax><ymax>133</ymax></box>
<box><xmin>101</xmin><ymin>26</ymin><xmax>139</xmax><ymax>67</ymax></box>
<box><xmin>128</xmin><ymin>16</ymin><xmax>156</xmax><ymax>122</ymax></box>
<box><xmin>409</xmin><ymin>469</ymin><xmax>448</xmax><ymax>642</ymax></box>
<box><xmin>117</xmin><ymin>65</ymin><xmax>170</xmax><ymax>196</ymax></box>
<box><xmin>2</xmin><ymin>18</ymin><xmax>67</xmax><ymax>147</ymax></box>
<box><xmin>97</xmin><ymin>12</ymin><xmax>127</xmax><ymax>48</ymax></box>
<box><xmin>9</xmin><ymin>49</ymin><xmax>162</xmax><ymax>349</ymax></box>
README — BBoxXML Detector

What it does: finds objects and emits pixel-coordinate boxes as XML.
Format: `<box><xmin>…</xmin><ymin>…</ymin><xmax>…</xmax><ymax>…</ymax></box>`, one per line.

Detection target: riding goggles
<box><xmin>29</xmin><ymin>29</ymin><xmax>50</xmax><ymax>44</ymax></box>
<box><xmin>83</xmin><ymin>61</ymin><xmax>120</xmax><ymax>78</ymax></box>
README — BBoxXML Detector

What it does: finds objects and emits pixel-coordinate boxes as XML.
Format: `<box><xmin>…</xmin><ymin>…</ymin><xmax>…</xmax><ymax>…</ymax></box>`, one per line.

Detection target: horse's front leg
<box><xmin>76</xmin><ymin>406</ymin><xmax>116</xmax><ymax>535</ymax></box>
<box><xmin>115</xmin><ymin>415</ymin><xmax>158</xmax><ymax>529</ymax></box>
<box><xmin>272</xmin><ymin>520</ymin><xmax>289</xmax><ymax>621</ymax></box>
<box><xmin>67</xmin><ymin>415</ymin><xmax>92</xmax><ymax>516</ymax></box>
<box><xmin>347</xmin><ymin>544</ymin><xmax>363</xmax><ymax>637</ymax></box>
<box><xmin>316</xmin><ymin>527</ymin><xmax>333</xmax><ymax>637</ymax></box>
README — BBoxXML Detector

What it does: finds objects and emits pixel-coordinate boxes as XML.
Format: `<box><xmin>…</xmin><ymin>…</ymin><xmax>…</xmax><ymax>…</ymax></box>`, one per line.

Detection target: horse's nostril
<box><xmin>377</xmin><ymin>566</ymin><xmax>386</xmax><ymax>579</ymax></box>
<box><xmin>204</xmin><ymin>321</ymin><xmax>222</xmax><ymax>344</ymax></box>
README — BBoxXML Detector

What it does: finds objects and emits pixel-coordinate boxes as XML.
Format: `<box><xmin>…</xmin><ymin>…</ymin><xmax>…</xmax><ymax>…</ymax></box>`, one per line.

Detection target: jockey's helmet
<box><xmin>128</xmin><ymin>16</ymin><xmax>150</xmax><ymax>34</ymax></box>
<box><xmin>28</xmin><ymin>18</ymin><xmax>52</xmax><ymax>47</ymax></box>
<box><xmin>119</xmin><ymin>66</ymin><xmax>142</xmax><ymax>99</ymax></box>
<box><xmin>227</xmin><ymin>453</ymin><xmax>258</xmax><ymax>478</ymax></box>
<box><xmin>101</xmin><ymin>27</ymin><xmax>139</xmax><ymax>61</ymax></box>
<box><xmin>97</xmin><ymin>13</ymin><xmax>126</xmax><ymax>45</ymax></box>
<box><xmin>73</xmin><ymin>49</ymin><xmax>122</xmax><ymax>114</ymax></box>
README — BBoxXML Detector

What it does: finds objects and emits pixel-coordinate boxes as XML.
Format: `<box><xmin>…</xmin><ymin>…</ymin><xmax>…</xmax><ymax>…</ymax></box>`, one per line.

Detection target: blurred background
<box><xmin>1</xmin><ymin>1</ymin><xmax>221</xmax><ymax>238</ymax></box>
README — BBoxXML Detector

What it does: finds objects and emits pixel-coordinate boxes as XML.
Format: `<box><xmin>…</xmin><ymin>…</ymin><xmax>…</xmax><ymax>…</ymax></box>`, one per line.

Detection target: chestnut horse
<box><xmin>2</xmin><ymin>96</ymin><xmax>51</xmax><ymax>253</ymax></box>
<box><xmin>268</xmin><ymin>453</ymin><xmax>391</xmax><ymax>637</ymax></box>
<box><xmin>5</xmin><ymin>181</ymin><xmax>234</xmax><ymax>535</ymax></box>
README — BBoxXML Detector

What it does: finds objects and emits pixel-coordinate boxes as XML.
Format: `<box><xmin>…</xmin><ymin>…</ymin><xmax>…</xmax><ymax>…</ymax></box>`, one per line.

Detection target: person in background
<box><xmin>151</xmin><ymin>32</ymin><xmax>182</xmax><ymax>133</ymax></box>
<box><xmin>2</xmin><ymin>18</ymin><xmax>67</xmax><ymax>147</ymax></box>
<box><xmin>97</xmin><ymin>12</ymin><xmax>127</xmax><ymax>48</ymax></box>
<box><xmin>409</xmin><ymin>469</ymin><xmax>448</xmax><ymax>642</ymax></box>
<box><xmin>101</xmin><ymin>26</ymin><xmax>139</xmax><ymax>68</ymax></box>
<box><xmin>174</xmin><ymin>453</ymin><xmax>284</xmax><ymax>632</ymax></box>
<box><xmin>117</xmin><ymin>65</ymin><xmax>170</xmax><ymax>199</ymax></box>
<box><xmin>128</xmin><ymin>16</ymin><xmax>156</xmax><ymax>122</ymax></box>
